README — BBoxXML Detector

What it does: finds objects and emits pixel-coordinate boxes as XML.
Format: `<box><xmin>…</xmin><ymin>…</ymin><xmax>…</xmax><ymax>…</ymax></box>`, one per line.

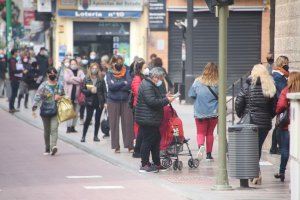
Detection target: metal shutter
<box><xmin>168</xmin><ymin>11</ymin><xmax>262</xmax><ymax>88</ymax></box>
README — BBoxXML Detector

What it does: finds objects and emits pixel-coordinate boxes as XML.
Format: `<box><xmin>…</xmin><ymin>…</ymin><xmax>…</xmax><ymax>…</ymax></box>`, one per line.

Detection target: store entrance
<box><xmin>73</xmin><ymin>22</ymin><xmax>130</xmax><ymax>64</ymax></box>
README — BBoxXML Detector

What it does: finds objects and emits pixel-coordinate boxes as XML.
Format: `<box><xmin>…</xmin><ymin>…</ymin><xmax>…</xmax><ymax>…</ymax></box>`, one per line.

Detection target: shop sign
<box><xmin>58</xmin><ymin>10</ymin><xmax>141</xmax><ymax>18</ymax></box>
<box><xmin>23</xmin><ymin>11</ymin><xmax>35</xmax><ymax>28</ymax></box>
<box><xmin>149</xmin><ymin>0</ymin><xmax>166</xmax><ymax>31</ymax></box>
<box><xmin>78</xmin><ymin>0</ymin><xmax>143</xmax><ymax>11</ymax></box>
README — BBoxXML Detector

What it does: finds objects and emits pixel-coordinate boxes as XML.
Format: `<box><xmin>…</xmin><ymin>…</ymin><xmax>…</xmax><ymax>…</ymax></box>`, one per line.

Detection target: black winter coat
<box><xmin>81</xmin><ymin>76</ymin><xmax>107</xmax><ymax>108</ymax></box>
<box><xmin>135</xmin><ymin>78</ymin><xmax>169</xmax><ymax>127</ymax></box>
<box><xmin>235</xmin><ymin>78</ymin><xmax>276</xmax><ymax>130</ymax></box>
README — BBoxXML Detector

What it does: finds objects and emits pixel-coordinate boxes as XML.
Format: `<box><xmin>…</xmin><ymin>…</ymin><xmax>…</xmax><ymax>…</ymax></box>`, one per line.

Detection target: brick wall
<box><xmin>275</xmin><ymin>0</ymin><xmax>300</xmax><ymax>69</ymax></box>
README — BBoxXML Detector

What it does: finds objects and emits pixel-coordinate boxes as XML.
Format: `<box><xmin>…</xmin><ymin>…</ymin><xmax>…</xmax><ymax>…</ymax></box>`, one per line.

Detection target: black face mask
<box><xmin>49</xmin><ymin>74</ymin><xmax>56</xmax><ymax>81</ymax></box>
<box><xmin>283</xmin><ymin>65</ymin><xmax>289</xmax><ymax>72</ymax></box>
<box><xmin>267</xmin><ymin>58</ymin><xmax>274</xmax><ymax>64</ymax></box>
<box><xmin>115</xmin><ymin>64</ymin><xmax>123</xmax><ymax>71</ymax></box>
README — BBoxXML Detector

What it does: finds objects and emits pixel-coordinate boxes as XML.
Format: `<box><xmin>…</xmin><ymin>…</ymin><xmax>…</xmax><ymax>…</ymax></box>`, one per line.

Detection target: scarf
<box><xmin>273</xmin><ymin>66</ymin><xmax>289</xmax><ymax>78</ymax></box>
<box><xmin>112</xmin><ymin>66</ymin><xmax>126</xmax><ymax>79</ymax></box>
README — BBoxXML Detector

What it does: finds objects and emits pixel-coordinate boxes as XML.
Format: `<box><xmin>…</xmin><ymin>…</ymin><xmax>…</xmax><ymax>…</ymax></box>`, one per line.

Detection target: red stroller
<box><xmin>159</xmin><ymin>104</ymin><xmax>199</xmax><ymax>170</ymax></box>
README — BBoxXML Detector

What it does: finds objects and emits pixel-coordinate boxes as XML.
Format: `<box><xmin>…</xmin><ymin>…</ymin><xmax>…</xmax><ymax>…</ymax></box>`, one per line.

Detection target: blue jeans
<box><xmin>9</xmin><ymin>80</ymin><xmax>19</xmax><ymax>110</ymax></box>
<box><xmin>279</xmin><ymin>130</ymin><xmax>290</xmax><ymax>174</ymax></box>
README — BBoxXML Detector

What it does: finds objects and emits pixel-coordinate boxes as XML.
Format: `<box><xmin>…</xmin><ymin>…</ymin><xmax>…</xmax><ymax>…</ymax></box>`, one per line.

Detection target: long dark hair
<box><xmin>134</xmin><ymin>58</ymin><xmax>145</xmax><ymax>76</ymax></box>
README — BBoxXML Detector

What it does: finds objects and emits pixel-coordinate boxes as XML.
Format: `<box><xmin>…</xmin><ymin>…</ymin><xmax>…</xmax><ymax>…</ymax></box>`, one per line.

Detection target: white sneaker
<box><xmin>43</xmin><ymin>152</ymin><xmax>50</xmax><ymax>156</ymax></box>
<box><xmin>197</xmin><ymin>145</ymin><xmax>205</xmax><ymax>161</ymax></box>
<box><xmin>51</xmin><ymin>146</ymin><xmax>58</xmax><ymax>156</ymax></box>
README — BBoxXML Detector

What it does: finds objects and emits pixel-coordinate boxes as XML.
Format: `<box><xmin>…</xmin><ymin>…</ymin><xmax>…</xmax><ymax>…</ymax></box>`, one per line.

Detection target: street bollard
<box><xmin>228</xmin><ymin>124</ymin><xmax>259</xmax><ymax>188</ymax></box>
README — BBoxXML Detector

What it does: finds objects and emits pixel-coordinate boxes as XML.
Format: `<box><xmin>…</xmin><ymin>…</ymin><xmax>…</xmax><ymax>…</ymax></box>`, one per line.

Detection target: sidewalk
<box><xmin>0</xmin><ymin>98</ymin><xmax>290</xmax><ymax>200</ymax></box>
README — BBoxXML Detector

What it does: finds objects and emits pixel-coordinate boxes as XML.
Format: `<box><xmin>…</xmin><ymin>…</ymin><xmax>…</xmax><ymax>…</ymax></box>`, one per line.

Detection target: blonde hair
<box><xmin>87</xmin><ymin>62</ymin><xmax>102</xmax><ymax>79</ymax></box>
<box><xmin>250</xmin><ymin>64</ymin><xmax>276</xmax><ymax>98</ymax></box>
<box><xmin>196</xmin><ymin>62</ymin><xmax>218</xmax><ymax>86</ymax></box>
<box><xmin>288</xmin><ymin>72</ymin><xmax>300</xmax><ymax>93</ymax></box>
<box><xmin>275</xmin><ymin>56</ymin><xmax>289</xmax><ymax>68</ymax></box>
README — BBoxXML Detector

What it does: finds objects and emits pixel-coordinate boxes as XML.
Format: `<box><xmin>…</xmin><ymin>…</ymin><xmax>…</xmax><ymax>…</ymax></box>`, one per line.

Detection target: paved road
<box><xmin>0</xmin><ymin>110</ymin><xmax>187</xmax><ymax>200</ymax></box>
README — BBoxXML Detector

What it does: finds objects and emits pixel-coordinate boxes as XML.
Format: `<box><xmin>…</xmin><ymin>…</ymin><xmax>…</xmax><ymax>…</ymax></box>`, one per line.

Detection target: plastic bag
<box><xmin>57</xmin><ymin>97</ymin><xmax>77</xmax><ymax>123</ymax></box>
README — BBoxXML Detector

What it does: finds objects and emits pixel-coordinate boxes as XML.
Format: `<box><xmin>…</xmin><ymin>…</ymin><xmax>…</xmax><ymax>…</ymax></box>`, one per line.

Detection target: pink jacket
<box><xmin>63</xmin><ymin>68</ymin><xmax>85</xmax><ymax>103</ymax></box>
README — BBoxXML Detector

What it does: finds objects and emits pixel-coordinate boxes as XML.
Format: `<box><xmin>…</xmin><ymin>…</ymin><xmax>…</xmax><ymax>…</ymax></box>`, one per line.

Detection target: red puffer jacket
<box><xmin>276</xmin><ymin>87</ymin><xmax>289</xmax><ymax>131</ymax></box>
<box><xmin>131</xmin><ymin>75</ymin><xmax>143</xmax><ymax>107</ymax></box>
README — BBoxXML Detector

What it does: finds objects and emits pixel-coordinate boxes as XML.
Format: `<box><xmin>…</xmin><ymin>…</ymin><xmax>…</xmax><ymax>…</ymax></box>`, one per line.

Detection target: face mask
<box><xmin>82</xmin><ymin>59</ymin><xmax>88</xmax><ymax>65</ymax></box>
<box><xmin>91</xmin><ymin>69</ymin><xmax>98</xmax><ymax>75</ymax></box>
<box><xmin>267</xmin><ymin>58</ymin><xmax>274</xmax><ymax>64</ymax></box>
<box><xmin>283</xmin><ymin>65</ymin><xmax>289</xmax><ymax>72</ymax></box>
<box><xmin>0</xmin><ymin>54</ymin><xmax>4</xmax><ymax>58</ymax></box>
<box><xmin>142</xmin><ymin>68</ymin><xmax>150</xmax><ymax>76</ymax></box>
<box><xmin>70</xmin><ymin>64</ymin><xmax>78</xmax><ymax>70</ymax></box>
<box><xmin>49</xmin><ymin>74</ymin><xmax>56</xmax><ymax>81</ymax></box>
<box><xmin>64</xmin><ymin>62</ymin><xmax>70</xmax><ymax>67</ymax></box>
<box><xmin>23</xmin><ymin>59</ymin><xmax>29</xmax><ymax>63</ymax></box>
<box><xmin>156</xmin><ymin>80</ymin><xmax>163</xmax><ymax>87</ymax></box>
<box><xmin>16</xmin><ymin>56</ymin><xmax>21</xmax><ymax>61</ymax></box>
<box><xmin>115</xmin><ymin>64</ymin><xmax>123</xmax><ymax>71</ymax></box>
<box><xmin>90</xmin><ymin>55</ymin><xmax>96</xmax><ymax>60</ymax></box>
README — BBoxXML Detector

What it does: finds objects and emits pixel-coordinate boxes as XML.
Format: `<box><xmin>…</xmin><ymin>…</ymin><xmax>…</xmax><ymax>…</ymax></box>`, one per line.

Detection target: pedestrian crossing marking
<box><xmin>84</xmin><ymin>186</ymin><xmax>124</xmax><ymax>190</ymax></box>
<box><xmin>66</xmin><ymin>175</ymin><xmax>102</xmax><ymax>179</ymax></box>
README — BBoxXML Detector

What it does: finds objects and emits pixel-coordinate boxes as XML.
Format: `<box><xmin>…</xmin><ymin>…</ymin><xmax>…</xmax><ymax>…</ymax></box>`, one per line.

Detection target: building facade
<box><xmin>275</xmin><ymin>0</ymin><xmax>300</xmax><ymax>69</ymax></box>
<box><xmin>53</xmin><ymin>0</ymin><xmax>148</xmax><ymax>66</ymax></box>
<box><xmin>148</xmin><ymin>0</ymin><xmax>271</xmax><ymax>87</ymax></box>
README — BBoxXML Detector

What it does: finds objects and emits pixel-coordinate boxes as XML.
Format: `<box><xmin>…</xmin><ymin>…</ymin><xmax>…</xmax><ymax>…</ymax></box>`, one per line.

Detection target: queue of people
<box><xmin>2</xmin><ymin>47</ymin><xmax>298</xmax><ymax>182</ymax></box>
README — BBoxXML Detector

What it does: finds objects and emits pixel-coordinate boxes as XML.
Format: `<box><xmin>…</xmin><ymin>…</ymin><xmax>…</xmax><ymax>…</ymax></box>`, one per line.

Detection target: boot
<box><xmin>274</xmin><ymin>173</ymin><xmax>285</xmax><ymax>182</ymax></box>
<box><xmin>24</xmin><ymin>94</ymin><xmax>29</xmax><ymax>109</ymax></box>
<box><xmin>66</xmin><ymin>127</ymin><xmax>72</xmax><ymax>133</ymax></box>
<box><xmin>71</xmin><ymin>126</ymin><xmax>78</xmax><ymax>133</ymax></box>
<box><xmin>17</xmin><ymin>95</ymin><xmax>22</xmax><ymax>109</ymax></box>
<box><xmin>93</xmin><ymin>136</ymin><xmax>100</xmax><ymax>142</ymax></box>
<box><xmin>81</xmin><ymin>137</ymin><xmax>85</xmax><ymax>143</ymax></box>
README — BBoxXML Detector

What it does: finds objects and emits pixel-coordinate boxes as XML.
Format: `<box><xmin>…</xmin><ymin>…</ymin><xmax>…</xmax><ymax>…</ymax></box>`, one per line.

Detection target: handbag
<box><xmin>101</xmin><ymin>108</ymin><xmax>110</xmax><ymax>137</ymax></box>
<box><xmin>275</xmin><ymin>109</ymin><xmax>289</xmax><ymax>128</ymax></box>
<box><xmin>57</xmin><ymin>97</ymin><xmax>77</xmax><ymax>123</ymax></box>
<box><xmin>207</xmin><ymin>86</ymin><xmax>218</xmax><ymax>101</ymax></box>
<box><xmin>40</xmin><ymin>101</ymin><xmax>57</xmax><ymax>117</ymax></box>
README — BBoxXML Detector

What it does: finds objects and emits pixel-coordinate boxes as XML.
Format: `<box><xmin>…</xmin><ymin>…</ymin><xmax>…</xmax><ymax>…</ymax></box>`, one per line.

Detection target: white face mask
<box><xmin>142</xmin><ymin>68</ymin><xmax>150</xmax><ymax>76</ymax></box>
<box><xmin>90</xmin><ymin>55</ymin><xmax>96</xmax><ymax>60</ymax></box>
<box><xmin>64</xmin><ymin>62</ymin><xmax>70</xmax><ymax>67</ymax></box>
<box><xmin>82</xmin><ymin>59</ymin><xmax>88</xmax><ymax>65</ymax></box>
<box><xmin>156</xmin><ymin>80</ymin><xmax>163</xmax><ymax>87</ymax></box>
<box><xmin>70</xmin><ymin>64</ymin><xmax>78</xmax><ymax>70</ymax></box>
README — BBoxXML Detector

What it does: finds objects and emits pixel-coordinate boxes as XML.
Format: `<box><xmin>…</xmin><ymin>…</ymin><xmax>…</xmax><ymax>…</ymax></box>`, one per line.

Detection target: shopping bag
<box><xmin>57</xmin><ymin>97</ymin><xmax>77</xmax><ymax>123</ymax></box>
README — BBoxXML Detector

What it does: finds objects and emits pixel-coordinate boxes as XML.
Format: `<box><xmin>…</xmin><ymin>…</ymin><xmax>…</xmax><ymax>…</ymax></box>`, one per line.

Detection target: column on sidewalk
<box><xmin>287</xmin><ymin>93</ymin><xmax>300</xmax><ymax>200</ymax></box>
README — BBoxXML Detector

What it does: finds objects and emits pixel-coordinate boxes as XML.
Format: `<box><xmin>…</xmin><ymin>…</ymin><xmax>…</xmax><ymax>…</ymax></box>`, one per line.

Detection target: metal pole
<box><xmin>212</xmin><ymin>5</ymin><xmax>232</xmax><ymax>191</ymax></box>
<box><xmin>185</xmin><ymin>0</ymin><xmax>194</xmax><ymax>104</ymax></box>
<box><xmin>6</xmin><ymin>0</ymin><xmax>12</xmax><ymax>61</ymax></box>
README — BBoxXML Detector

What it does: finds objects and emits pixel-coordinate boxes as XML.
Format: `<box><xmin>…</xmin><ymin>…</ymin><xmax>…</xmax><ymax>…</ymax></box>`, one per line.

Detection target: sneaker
<box><xmin>93</xmin><ymin>137</ymin><xmax>100</xmax><ymax>142</ymax></box>
<box><xmin>43</xmin><ymin>151</ymin><xmax>50</xmax><ymax>156</ymax></box>
<box><xmin>71</xmin><ymin>126</ymin><xmax>78</xmax><ymax>133</ymax></box>
<box><xmin>206</xmin><ymin>153</ymin><xmax>214</xmax><ymax>161</ymax></box>
<box><xmin>156</xmin><ymin>165</ymin><xmax>168</xmax><ymax>172</ymax></box>
<box><xmin>139</xmin><ymin>164</ymin><xmax>158</xmax><ymax>173</ymax></box>
<box><xmin>197</xmin><ymin>145</ymin><xmax>205</xmax><ymax>160</ymax></box>
<box><xmin>51</xmin><ymin>146</ymin><xmax>58</xmax><ymax>156</ymax></box>
<box><xmin>115</xmin><ymin>148</ymin><xmax>121</xmax><ymax>153</ymax></box>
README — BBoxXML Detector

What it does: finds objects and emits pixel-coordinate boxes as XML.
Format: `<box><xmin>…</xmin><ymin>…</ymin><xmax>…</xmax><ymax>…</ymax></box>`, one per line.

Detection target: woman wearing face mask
<box><xmin>89</xmin><ymin>51</ymin><xmax>98</xmax><ymax>65</ymax></box>
<box><xmin>32</xmin><ymin>67</ymin><xmax>64</xmax><ymax>156</ymax></box>
<box><xmin>131</xmin><ymin>58</ymin><xmax>146</xmax><ymax>158</ymax></box>
<box><xmin>25</xmin><ymin>61</ymin><xmax>40</xmax><ymax>105</ymax></box>
<box><xmin>106</xmin><ymin>55</ymin><xmax>134</xmax><ymax>153</ymax></box>
<box><xmin>64</xmin><ymin>59</ymin><xmax>85</xmax><ymax>133</ymax></box>
<box><xmin>79</xmin><ymin>55</ymin><xmax>89</xmax><ymax>125</ymax></box>
<box><xmin>81</xmin><ymin>63</ymin><xmax>107</xmax><ymax>142</ymax></box>
<box><xmin>17</xmin><ymin>55</ymin><xmax>31</xmax><ymax>109</ymax></box>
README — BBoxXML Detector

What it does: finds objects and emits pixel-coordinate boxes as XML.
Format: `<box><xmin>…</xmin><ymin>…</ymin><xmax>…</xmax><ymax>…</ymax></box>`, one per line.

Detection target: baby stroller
<box><xmin>160</xmin><ymin>105</ymin><xmax>199</xmax><ymax>171</ymax></box>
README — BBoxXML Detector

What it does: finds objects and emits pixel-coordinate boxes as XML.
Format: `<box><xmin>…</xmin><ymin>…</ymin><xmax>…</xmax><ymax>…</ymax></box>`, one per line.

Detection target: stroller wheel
<box><xmin>192</xmin><ymin>159</ymin><xmax>200</xmax><ymax>168</ymax></box>
<box><xmin>173</xmin><ymin>160</ymin><xmax>178</xmax><ymax>170</ymax></box>
<box><xmin>177</xmin><ymin>161</ymin><xmax>183</xmax><ymax>171</ymax></box>
<box><xmin>162</xmin><ymin>157</ymin><xmax>172</xmax><ymax>168</ymax></box>
<box><xmin>188</xmin><ymin>159</ymin><xmax>194</xmax><ymax>168</ymax></box>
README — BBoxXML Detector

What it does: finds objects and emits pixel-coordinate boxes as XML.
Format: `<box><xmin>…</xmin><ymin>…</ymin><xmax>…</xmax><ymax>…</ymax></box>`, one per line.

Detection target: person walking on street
<box><xmin>274</xmin><ymin>72</ymin><xmax>300</xmax><ymax>182</ymax></box>
<box><xmin>36</xmin><ymin>47</ymin><xmax>49</xmax><ymax>78</ymax></box>
<box><xmin>8</xmin><ymin>49</ymin><xmax>23</xmax><ymax>113</ymax></box>
<box><xmin>81</xmin><ymin>63</ymin><xmax>107</xmax><ymax>142</ymax></box>
<box><xmin>135</xmin><ymin>67</ymin><xmax>175</xmax><ymax>173</ymax></box>
<box><xmin>64</xmin><ymin>59</ymin><xmax>85</xmax><ymax>133</ymax></box>
<box><xmin>24</xmin><ymin>61</ymin><xmax>40</xmax><ymax>105</ymax></box>
<box><xmin>79</xmin><ymin>55</ymin><xmax>89</xmax><ymax>125</ymax></box>
<box><xmin>0</xmin><ymin>49</ymin><xmax>7</xmax><ymax>98</ymax></box>
<box><xmin>106</xmin><ymin>55</ymin><xmax>134</xmax><ymax>153</ymax></box>
<box><xmin>131</xmin><ymin>58</ymin><xmax>146</xmax><ymax>158</ymax></box>
<box><xmin>32</xmin><ymin>67</ymin><xmax>64</xmax><ymax>156</ymax></box>
<box><xmin>270</xmin><ymin>56</ymin><xmax>290</xmax><ymax>155</ymax></box>
<box><xmin>188</xmin><ymin>62</ymin><xmax>219</xmax><ymax>161</ymax></box>
<box><xmin>17</xmin><ymin>55</ymin><xmax>31</xmax><ymax>109</ymax></box>
<box><xmin>235</xmin><ymin>64</ymin><xmax>277</xmax><ymax>185</ymax></box>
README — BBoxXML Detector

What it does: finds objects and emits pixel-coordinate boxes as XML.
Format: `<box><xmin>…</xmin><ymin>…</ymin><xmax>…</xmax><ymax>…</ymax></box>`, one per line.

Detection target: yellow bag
<box><xmin>57</xmin><ymin>97</ymin><xmax>77</xmax><ymax>123</ymax></box>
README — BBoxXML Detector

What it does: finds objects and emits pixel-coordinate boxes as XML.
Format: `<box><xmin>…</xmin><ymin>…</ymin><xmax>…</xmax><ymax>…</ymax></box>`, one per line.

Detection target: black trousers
<box><xmin>82</xmin><ymin>105</ymin><xmax>103</xmax><ymax>138</ymax></box>
<box><xmin>80</xmin><ymin>105</ymin><xmax>85</xmax><ymax>120</ymax></box>
<box><xmin>9</xmin><ymin>80</ymin><xmax>19</xmax><ymax>110</ymax></box>
<box><xmin>134</xmin><ymin>129</ymin><xmax>143</xmax><ymax>154</ymax></box>
<box><xmin>140</xmin><ymin>125</ymin><xmax>161</xmax><ymax>166</ymax></box>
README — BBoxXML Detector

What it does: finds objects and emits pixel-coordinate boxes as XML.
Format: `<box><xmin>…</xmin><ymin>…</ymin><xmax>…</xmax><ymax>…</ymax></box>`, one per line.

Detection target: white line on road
<box><xmin>84</xmin><ymin>186</ymin><xmax>125</xmax><ymax>190</ymax></box>
<box><xmin>66</xmin><ymin>175</ymin><xmax>103</xmax><ymax>179</ymax></box>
